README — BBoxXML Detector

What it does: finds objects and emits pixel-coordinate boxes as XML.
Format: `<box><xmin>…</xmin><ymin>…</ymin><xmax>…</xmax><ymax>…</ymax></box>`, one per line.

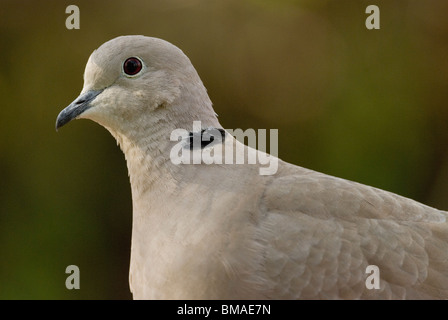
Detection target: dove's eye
<box><xmin>123</xmin><ymin>57</ymin><xmax>143</xmax><ymax>76</ymax></box>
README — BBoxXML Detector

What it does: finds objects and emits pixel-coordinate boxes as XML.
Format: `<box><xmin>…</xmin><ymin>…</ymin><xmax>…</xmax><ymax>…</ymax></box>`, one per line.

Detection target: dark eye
<box><xmin>123</xmin><ymin>57</ymin><xmax>143</xmax><ymax>76</ymax></box>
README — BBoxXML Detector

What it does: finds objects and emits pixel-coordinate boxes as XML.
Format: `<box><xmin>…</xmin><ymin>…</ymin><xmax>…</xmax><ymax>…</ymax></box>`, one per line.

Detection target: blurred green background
<box><xmin>1</xmin><ymin>0</ymin><xmax>447</xmax><ymax>299</ymax></box>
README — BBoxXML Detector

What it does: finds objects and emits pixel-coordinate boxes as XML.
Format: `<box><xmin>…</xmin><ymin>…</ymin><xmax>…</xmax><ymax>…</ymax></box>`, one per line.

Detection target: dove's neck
<box><xmin>107</xmin><ymin>91</ymin><xmax>221</xmax><ymax>204</ymax></box>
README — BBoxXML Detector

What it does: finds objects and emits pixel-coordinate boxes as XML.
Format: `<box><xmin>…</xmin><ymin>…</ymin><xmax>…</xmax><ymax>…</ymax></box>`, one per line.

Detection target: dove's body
<box><xmin>56</xmin><ymin>36</ymin><xmax>448</xmax><ymax>299</ymax></box>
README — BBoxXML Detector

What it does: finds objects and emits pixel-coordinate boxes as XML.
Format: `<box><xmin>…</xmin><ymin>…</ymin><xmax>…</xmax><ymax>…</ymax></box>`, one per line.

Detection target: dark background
<box><xmin>1</xmin><ymin>0</ymin><xmax>447</xmax><ymax>299</ymax></box>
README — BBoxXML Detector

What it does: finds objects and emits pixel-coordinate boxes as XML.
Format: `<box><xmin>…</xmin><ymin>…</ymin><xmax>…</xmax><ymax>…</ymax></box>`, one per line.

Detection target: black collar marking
<box><xmin>187</xmin><ymin>128</ymin><xmax>226</xmax><ymax>150</ymax></box>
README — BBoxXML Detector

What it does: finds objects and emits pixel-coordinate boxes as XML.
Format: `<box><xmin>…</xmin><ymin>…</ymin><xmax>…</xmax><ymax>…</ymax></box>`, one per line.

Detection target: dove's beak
<box><xmin>56</xmin><ymin>89</ymin><xmax>103</xmax><ymax>130</ymax></box>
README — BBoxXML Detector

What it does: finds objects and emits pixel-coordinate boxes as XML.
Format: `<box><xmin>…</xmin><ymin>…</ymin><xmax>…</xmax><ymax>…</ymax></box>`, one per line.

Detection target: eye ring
<box><xmin>123</xmin><ymin>57</ymin><xmax>143</xmax><ymax>77</ymax></box>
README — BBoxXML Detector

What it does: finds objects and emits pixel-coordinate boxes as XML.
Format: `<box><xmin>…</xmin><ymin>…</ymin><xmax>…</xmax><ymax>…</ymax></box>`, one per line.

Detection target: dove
<box><xmin>56</xmin><ymin>35</ymin><xmax>448</xmax><ymax>299</ymax></box>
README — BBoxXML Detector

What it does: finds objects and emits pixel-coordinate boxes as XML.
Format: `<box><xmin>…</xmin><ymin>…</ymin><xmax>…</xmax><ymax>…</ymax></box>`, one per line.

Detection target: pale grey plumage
<box><xmin>56</xmin><ymin>35</ymin><xmax>448</xmax><ymax>299</ymax></box>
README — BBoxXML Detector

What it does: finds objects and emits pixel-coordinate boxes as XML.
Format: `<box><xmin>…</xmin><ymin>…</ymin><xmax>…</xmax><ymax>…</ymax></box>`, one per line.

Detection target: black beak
<box><xmin>55</xmin><ymin>89</ymin><xmax>103</xmax><ymax>130</ymax></box>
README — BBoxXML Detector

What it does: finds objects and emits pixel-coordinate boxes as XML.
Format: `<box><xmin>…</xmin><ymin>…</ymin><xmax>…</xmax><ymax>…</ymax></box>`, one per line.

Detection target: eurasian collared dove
<box><xmin>56</xmin><ymin>35</ymin><xmax>448</xmax><ymax>299</ymax></box>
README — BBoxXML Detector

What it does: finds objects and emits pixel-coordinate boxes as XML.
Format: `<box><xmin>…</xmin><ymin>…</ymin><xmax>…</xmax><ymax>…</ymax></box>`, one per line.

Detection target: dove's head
<box><xmin>56</xmin><ymin>35</ymin><xmax>217</xmax><ymax>139</ymax></box>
